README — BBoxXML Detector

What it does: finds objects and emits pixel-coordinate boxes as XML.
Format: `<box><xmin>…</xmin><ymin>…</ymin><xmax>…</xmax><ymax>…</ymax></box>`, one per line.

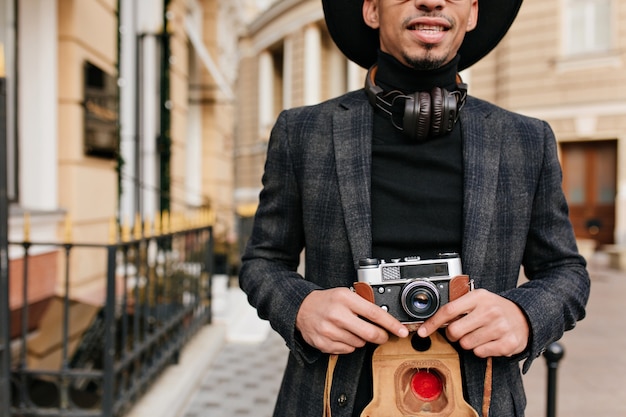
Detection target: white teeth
<box><xmin>410</xmin><ymin>24</ymin><xmax>445</xmax><ymax>32</ymax></box>
<box><xmin>420</xmin><ymin>25</ymin><xmax>442</xmax><ymax>31</ymax></box>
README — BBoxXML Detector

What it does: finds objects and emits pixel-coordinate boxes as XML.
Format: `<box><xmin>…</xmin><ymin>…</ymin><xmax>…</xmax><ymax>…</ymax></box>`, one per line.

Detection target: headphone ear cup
<box><xmin>416</xmin><ymin>92</ymin><xmax>432</xmax><ymax>140</ymax></box>
<box><xmin>431</xmin><ymin>87</ymin><xmax>460</xmax><ymax>137</ymax></box>
<box><xmin>430</xmin><ymin>87</ymin><xmax>445</xmax><ymax>137</ymax></box>
<box><xmin>403</xmin><ymin>92</ymin><xmax>431</xmax><ymax>141</ymax></box>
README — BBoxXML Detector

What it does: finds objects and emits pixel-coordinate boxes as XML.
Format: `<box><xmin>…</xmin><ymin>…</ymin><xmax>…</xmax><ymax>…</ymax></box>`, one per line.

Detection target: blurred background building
<box><xmin>470</xmin><ymin>0</ymin><xmax>625</xmax><ymax>253</ymax></box>
<box><xmin>1</xmin><ymin>2</ymin><xmax>247</xmax><ymax>412</ymax></box>
<box><xmin>0</xmin><ymin>0</ymin><xmax>248</xmax><ymax>335</ymax></box>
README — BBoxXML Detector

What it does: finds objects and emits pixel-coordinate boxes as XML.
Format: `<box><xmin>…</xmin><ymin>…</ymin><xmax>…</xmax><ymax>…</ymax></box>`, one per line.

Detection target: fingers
<box><xmin>351</xmin><ymin>295</ymin><xmax>410</xmax><ymax>339</ymax></box>
<box><xmin>322</xmin><ymin>303</ymin><xmax>390</xmax><ymax>345</ymax></box>
<box><xmin>296</xmin><ymin>288</ymin><xmax>409</xmax><ymax>354</ymax></box>
<box><xmin>330</xmin><ymin>289</ymin><xmax>408</xmax><ymax>344</ymax></box>
<box><xmin>417</xmin><ymin>292</ymin><xmax>471</xmax><ymax>338</ymax></box>
<box><xmin>301</xmin><ymin>323</ymin><xmax>368</xmax><ymax>355</ymax></box>
<box><xmin>417</xmin><ymin>289</ymin><xmax>530</xmax><ymax>357</ymax></box>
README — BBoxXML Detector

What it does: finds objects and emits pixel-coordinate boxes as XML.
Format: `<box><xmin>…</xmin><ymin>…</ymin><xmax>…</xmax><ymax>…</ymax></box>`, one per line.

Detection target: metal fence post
<box><xmin>0</xmin><ymin>58</ymin><xmax>12</xmax><ymax>417</ymax></box>
<box><xmin>544</xmin><ymin>342</ymin><xmax>565</xmax><ymax>417</ymax></box>
<box><xmin>206</xmin><ymin>226</ymin><xmax>214</xmax><ymax>325</ymax></box>
<box><xmin>102</xmin><ymin>244</ymin><xmax>118</xmax><ymax>417</ymax></box>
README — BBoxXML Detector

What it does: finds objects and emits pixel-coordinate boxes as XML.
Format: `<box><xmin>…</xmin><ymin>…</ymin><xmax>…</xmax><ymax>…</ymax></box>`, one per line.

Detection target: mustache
<box><xmin>402</xmin><ymin>12</ymin><xmax>455</xmax><ymax>28</ymax></box>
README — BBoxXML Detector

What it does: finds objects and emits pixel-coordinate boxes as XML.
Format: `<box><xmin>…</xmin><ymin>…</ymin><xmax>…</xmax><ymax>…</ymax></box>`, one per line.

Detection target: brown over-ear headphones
<box><xmin>365</xmin><ymin>65</ymin><xmax>468</xmax><ymax>141</ymax></box>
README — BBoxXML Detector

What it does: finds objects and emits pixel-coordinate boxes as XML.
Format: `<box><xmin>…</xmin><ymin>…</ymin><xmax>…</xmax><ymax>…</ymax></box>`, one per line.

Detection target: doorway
<box><xmin>560</xmin><ymin>140</ymin><xmax>617</xmax><ymax>246</ymax></box>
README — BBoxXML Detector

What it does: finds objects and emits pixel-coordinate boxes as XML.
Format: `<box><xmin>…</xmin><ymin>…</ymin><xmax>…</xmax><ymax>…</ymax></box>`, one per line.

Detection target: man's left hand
<box><xmin>417</xmin><ymin>289</ymin><xmax>529</xmax><ymax>358</ymax></box>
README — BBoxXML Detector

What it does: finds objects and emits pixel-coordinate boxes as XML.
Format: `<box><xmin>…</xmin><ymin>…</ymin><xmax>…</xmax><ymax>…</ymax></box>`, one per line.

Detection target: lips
<box><xmin>407</xmin><ymin>17</ymin><xmax>451</xmax><ymax>43</ymax></box>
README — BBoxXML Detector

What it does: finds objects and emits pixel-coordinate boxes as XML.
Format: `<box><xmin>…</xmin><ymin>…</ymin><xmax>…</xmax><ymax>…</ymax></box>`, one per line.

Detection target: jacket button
<box><xmin>337</xmin><ymin>394</ymin><xmax>348</xmax><ymax>407</ymax></box>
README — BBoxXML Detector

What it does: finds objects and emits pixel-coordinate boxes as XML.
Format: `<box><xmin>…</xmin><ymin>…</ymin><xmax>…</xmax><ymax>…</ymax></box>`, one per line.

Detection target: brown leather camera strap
<box><xmin>323</xmin><ymin>354</ymin><xmax>338</xmax><ymax>417</ymax></box>
<box><xmin>483</xmin><ymin>356</ymin><xmax>493</xmax><ymax>417</ymax></box>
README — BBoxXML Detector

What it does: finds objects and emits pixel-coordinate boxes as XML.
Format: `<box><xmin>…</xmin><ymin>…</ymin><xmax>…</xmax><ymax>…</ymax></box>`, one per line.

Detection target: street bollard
<box><xmin>543</xmin><ymin>342</ymin><xmax>565</xmax><ymax>417</ymax></box>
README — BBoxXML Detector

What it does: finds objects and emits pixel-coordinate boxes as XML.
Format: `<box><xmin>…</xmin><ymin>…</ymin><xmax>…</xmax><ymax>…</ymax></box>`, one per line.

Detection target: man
<box><xmin>239</xmin><ymin>0</ymin><xmax>590</xmax><ymax>416</ymax></box>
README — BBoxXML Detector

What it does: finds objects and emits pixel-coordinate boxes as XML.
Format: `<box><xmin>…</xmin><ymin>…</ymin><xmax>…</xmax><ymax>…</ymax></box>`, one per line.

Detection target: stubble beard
<box><xmin>402</xmin><ymin>45</ymin><xmax>449</xmax><ymax>71</ymax></box>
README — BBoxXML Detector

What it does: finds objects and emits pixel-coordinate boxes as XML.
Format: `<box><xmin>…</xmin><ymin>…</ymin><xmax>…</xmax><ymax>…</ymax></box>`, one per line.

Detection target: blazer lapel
<box><xmin>332</xmin><ymin>96</ymin><xmax>373</xmax><ymax>268</ymax></box>
<box><xmin>460</xmin><ymin>101</ymin><xmax>502</xmax><ymax>281</ymax></box>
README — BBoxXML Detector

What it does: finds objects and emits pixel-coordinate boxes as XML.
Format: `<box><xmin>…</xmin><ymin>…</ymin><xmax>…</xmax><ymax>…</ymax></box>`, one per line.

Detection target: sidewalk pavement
<box><xmin>128</xmin><ymin>254</ymin><xmax>626</xmax><ymax>417</ymax></box>
<box><xmin>522</xmin><ymin>253</ymin><xmax>626</xmax><ymax>417</ymax></box>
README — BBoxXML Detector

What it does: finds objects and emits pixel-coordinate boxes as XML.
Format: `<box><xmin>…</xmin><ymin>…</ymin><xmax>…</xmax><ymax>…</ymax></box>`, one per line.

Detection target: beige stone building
<box><xmin>1</xmin><ymin>0</ymin><xmax>241</xmax><ymax>333</ymax></box>
<box><xmin>470</xmin><ymin>0</ymin><xmax>626</xmax><ymax>251</ymax></box>
<box><xmin>235</xmin><ymin>0</ymin><xmax>626</xmax><ymax>257</ymax></box>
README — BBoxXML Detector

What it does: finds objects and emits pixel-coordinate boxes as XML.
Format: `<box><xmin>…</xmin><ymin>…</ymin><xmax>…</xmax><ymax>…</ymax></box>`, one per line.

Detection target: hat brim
<box><xmin>322</xmin><ymin>0</ymin><xmax>523</xmax><ymax>71</ymax></box>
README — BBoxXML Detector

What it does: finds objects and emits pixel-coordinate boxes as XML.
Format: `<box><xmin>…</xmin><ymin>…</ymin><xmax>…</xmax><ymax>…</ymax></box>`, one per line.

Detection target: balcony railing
<box><xmin>3</xmin><ymin>215</ymin><xmax>214</xmax><ymax>417</ymax></box>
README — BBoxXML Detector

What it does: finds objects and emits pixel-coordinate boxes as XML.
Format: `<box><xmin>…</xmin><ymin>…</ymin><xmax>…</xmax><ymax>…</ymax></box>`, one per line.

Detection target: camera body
<box><xmin>357</xmin><ymin>254</ymin><xmax>463</xmax><ymax>324</ymax></box>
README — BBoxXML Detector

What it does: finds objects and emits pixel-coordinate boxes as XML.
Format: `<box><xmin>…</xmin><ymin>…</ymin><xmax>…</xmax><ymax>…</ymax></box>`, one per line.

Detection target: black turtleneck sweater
<box><xmin>353</xmin><ymin>52</ymin><xmax>464</xmax><ymax>416</ymax></box>
<box><xmin>371</xmin><ymin>51</ymin><xmax>464</xmax><ymax>260</ymax></box>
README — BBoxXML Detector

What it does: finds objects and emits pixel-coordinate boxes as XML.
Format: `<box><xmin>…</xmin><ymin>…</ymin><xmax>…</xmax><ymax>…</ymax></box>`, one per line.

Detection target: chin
<box><xmin>404</xmin><ymin>56</ymin><xmax>447</xmax><ymax>71</ymax></box>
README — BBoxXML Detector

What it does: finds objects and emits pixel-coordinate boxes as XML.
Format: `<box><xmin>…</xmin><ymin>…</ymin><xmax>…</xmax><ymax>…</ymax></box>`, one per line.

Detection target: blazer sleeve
<box><xmin>500</xmin><ymin>120</ymin><xmax>590</xmax><ymax>373</ymax></box>
<box><xmin>239</xmin><ymin>109</ymin><xmax>323</xmax><ymax>365</ymax></box>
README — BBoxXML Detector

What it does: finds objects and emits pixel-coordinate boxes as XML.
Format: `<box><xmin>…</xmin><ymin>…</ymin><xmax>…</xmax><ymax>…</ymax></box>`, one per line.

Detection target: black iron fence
<box><xmin>4</xmin><ymin>223</ymin><xmax>213</xmax><ymax>417</ymax></box>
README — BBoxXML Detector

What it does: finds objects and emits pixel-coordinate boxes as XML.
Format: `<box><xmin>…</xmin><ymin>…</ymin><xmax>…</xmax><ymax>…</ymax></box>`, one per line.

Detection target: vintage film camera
<box><xmin>356</xmin><ymin>253</ymin><xmax>465</xmax><ymax>324</ymax></box>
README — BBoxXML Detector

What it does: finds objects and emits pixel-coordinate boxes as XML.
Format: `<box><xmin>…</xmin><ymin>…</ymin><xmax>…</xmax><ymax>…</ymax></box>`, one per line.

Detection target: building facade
<box><xmin>1</xmin><ymin>0</ymin><xmax>240</xmax><ymax>338</ymax></box>
<box><xmin>469</xmin><ymin>0</ymin><xmax>626</xmax><ymax>249</ymax></box>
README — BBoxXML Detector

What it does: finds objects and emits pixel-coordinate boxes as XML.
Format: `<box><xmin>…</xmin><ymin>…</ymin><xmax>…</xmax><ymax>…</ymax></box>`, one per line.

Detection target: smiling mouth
<box><xmin>408</xmin><ymin>24</ymin><xmax>449</xmax><ymax>32</ymax></box>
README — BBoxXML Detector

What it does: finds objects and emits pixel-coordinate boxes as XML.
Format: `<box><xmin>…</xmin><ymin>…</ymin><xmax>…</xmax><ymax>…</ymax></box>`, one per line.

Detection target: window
<box><xmin>84</xmin><ymin>62</ymin><xmax>119</xmax><ymax>159</ymax></box>
<box><xmin>564</xmin><ymin>0</ymin><xmax>612</xmax><ymax>56</ymax></box>
<box><xmin>258</xmin><ymin>44</ymin><xmax>284</xmax><ymax>140</ymax></box>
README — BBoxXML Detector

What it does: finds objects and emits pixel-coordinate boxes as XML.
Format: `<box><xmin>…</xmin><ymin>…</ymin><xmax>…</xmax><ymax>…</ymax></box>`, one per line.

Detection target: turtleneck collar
<box><xmin>374</xmin><ymin>51</ymin><xmax>461</xmax><ymax>94</ymax></box>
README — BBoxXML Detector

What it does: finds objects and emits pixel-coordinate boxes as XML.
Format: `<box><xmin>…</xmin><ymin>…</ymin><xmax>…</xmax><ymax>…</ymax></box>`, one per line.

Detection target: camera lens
<box><xmin>401</xmin><ymin>280</ymin><xmax>440</xmax><ymax>320</ymax></box>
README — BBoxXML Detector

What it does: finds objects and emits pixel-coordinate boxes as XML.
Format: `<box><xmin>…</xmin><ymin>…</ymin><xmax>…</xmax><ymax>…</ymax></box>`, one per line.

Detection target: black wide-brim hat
<box><xmin>322</xmin><ymin>0</ymin><xmax>523</xmax><ymax>71</ymax></box>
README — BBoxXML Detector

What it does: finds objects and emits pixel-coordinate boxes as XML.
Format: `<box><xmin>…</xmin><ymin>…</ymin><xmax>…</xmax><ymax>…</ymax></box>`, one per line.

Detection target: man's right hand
<box><xmin>295</xmin><ymin>287</ymin><xmax>409</xmax><ymax>354</ymax></box>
